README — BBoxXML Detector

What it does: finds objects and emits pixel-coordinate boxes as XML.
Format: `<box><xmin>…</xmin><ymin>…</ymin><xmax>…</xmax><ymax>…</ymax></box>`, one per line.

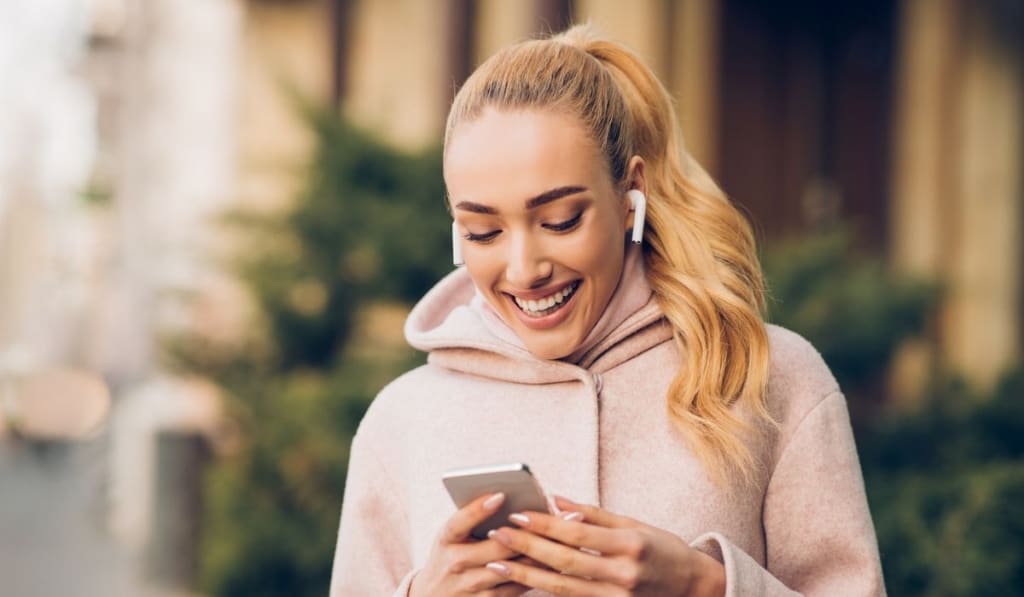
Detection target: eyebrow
<box><xmin>453</xmin><ymin>185</ymin><xmax>587</xmax><ymax>215</ymax></box>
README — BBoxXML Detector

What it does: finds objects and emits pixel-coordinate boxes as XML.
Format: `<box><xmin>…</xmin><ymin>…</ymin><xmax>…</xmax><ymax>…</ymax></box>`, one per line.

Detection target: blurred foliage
<box><xmin>168</xmin><ymin>104</ymin><xmax>449</xmax><ymax>597</ymax></box>
<box><xmin>861</xmin><ymin>370</ymin><xmax>1024</xmax><ymax>595</ymax></box>
<box><xmin>762</xmin><ymin>230</ymin><xmax>942</xmax><ymax>406</ymax></box>
<box><xmin>224</xmin><ymin>105</ymin><xmax>450</xmax><ymax>370</ymax></box>
<box><xmin>763</xmin><ymin>231</ymin><xmax>1024</xmax><ymax>594</ymax></box>
<box><xmin>171</xmin><ymin>103</ymin><xmax>1022</xmax><ymax>595</ymax></box>
<box><xmin>193</xmin><ymin>357</ymin><xmax>416</xmax><ymax>597</ymax></box>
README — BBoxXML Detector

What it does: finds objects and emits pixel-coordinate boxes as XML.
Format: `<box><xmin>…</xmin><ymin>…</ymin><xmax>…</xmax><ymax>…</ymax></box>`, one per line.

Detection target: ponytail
<box><xmin>446</xmin><ymin>24</ymin><xmax>776</xmax><ymax>488</ymax></box>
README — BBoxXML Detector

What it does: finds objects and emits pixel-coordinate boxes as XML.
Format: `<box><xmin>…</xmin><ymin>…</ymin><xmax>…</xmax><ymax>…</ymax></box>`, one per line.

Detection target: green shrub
<box><xmin>170</xmin><ymin>105</ymin><xmax>448</xmax><ymax>596</ymax></box>
<box><xmin>761</xmin><ymin>230</ymin><xmax>941</xmax><ymax>425</ymax></box>
<box><xmin>861</xmin><ymin>370</ymin><xmax>1024</xmax><ymax>595</ymax></box>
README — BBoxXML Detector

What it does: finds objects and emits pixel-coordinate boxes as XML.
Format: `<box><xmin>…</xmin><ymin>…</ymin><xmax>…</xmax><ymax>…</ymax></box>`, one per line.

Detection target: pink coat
<box><xmin>330</xmin><ymin>267</ymin><xmax>886</xmax><ymax>596</ymax></box>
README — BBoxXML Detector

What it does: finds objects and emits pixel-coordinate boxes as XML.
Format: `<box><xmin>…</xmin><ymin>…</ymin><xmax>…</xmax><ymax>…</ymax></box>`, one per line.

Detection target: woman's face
<box><xmin>444</xmin><ymin>108</ymin><xmax>633</xmax><ymax>360</ymax></box>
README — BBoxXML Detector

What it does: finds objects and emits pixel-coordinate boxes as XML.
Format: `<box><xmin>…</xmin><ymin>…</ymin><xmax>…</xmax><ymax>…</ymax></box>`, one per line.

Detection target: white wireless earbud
<box><xmin>626</xmin><ymin>189</ymin><xmax>646</xmax><ymax>245</ymax></box>
<box><xmin>452</xmin><ymin>221</ymin><xmax>464</xmax><ymax>266</ymax></box>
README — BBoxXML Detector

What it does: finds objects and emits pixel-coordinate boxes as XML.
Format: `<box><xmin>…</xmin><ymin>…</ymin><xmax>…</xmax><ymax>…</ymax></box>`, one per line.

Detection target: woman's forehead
<box><xmin>444</xmin><ymin>108</ymin><xmax>609</xmax><ymax>207</ymax></box>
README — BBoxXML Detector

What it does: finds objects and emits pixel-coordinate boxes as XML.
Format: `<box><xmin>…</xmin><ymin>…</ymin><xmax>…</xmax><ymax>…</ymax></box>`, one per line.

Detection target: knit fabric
<box><xmin>330</xmin><ymin>266</ymin><xmax>886</xmax><ymax>596</ymax></box>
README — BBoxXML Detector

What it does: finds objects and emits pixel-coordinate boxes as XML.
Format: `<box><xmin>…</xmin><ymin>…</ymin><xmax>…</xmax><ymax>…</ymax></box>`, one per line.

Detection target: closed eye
<box><xmin>544</xmin><ymin>212</ymin><xmax>583</xmax><ymax>232</ymax></box>
<box><xmin>464</xmin><ymin>230</ymin><xmax>500</xmax><ymax>243</ymax></box>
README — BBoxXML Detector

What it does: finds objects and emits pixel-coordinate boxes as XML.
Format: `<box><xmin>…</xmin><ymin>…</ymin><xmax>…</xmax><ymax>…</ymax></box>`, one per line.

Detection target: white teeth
<box><xmin>512</xmin><ymin>282</ymin><xmax>578</xmax><ymax>315</ymax></box>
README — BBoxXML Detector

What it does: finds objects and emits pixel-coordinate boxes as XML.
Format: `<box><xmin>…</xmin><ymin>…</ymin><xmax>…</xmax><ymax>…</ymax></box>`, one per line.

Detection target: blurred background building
<box><xmin>0</xmin><ymin>0</ymin><xmax>1020</xmax><ymax>595</ymax></box>
<box><xmin>240</xmin><ymin>0</ymin><xmax>1023</xmax><ymax>391</ymax></box>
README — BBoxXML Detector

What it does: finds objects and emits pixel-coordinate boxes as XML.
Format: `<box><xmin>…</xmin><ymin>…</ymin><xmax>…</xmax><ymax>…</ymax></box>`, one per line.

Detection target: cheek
<box><xmin>463</xmin><ymin>252</ymin><xmax>503</xmax><ymax>291</ymax></box>
<box><xmin>562</xmin><ymin>218</ymin><xmax>624</xmax><ymax>275</ymax></box>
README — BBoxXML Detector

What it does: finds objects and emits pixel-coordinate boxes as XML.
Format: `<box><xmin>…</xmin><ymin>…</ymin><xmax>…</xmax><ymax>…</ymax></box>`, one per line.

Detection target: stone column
<box><xmin>670</xmin><ymin>0</ymin><xmax>722</xmax><ymax>176</ymax></box>
<box><xmin>888</xmin><ymin>0</ymin><xmax>959</xmax><ymax>401</ymax></box>
<box><xmin>344</xmin><ymin>0</ymin><xmax>451</xmax><ymax>150</ymax></box>
<box><xmin>574</xmin><ymin>0</ymin><xmax>668</xmax><ymax>77</ymax></box>
<box><xmin>889</xmin><ymin>0</ymin><xmax>1022</xmax><ymax>397</ymax></box>
<box><xmin>947</xmin><ymin>1</ymin><xmax>1022</xmax><ymax>387</ymax></box>
<box><xmin>473</xmin><ymin>0</ymin><xmax>536</xmax><ymax>67</ymax></box>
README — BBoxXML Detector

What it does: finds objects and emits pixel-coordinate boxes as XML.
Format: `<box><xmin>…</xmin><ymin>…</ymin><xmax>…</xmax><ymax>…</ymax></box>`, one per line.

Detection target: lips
<box><xmin>504</xmin><ymin>280</ymin><xmax>582</xmax><ymax>330</ymax></box>
<box><xmin>511</xmin><ymin>281</ymin><xmax>580</xmax><ymax>316</ymax></box>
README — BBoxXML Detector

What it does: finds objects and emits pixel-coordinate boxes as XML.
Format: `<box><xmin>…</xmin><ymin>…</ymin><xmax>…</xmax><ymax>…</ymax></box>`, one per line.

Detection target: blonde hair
<box><xmin>444</xmin><ymin>25</ymin><xmax>775</xmax><ymax>487</ymax></box>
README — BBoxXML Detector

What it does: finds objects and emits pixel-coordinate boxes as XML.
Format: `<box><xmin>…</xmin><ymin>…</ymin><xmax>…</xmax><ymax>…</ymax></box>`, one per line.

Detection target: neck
<box><xmin>562</xmin><ymin>242</ymin><xmax>651</xmax><ymax>363</ymax></box>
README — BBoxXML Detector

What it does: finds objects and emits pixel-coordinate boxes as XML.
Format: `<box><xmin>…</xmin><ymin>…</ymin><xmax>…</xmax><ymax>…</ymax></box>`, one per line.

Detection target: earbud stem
<box><xmin>452</xmin><ymin>221</ymin><xmax>464</xmax><ymax>266</ymax></box>
<box><xmin>627</xmin><ymin>190</ymin><xmax>646</xmax><ymax>245</ymax></box>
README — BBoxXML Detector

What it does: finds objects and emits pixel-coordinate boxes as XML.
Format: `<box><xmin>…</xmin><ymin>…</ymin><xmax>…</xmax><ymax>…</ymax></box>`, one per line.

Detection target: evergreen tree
<box><xmin>169</xmin><ymin>105</ymin><xmax>450</xmax><ymax>597</ymax></box>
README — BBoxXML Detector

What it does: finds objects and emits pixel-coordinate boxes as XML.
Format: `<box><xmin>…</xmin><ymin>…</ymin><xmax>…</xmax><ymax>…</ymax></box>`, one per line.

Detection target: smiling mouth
<box><xmin>511</xmin><ymin>281</ymin><xmax>581</xmax><ymax>318</ymax></box>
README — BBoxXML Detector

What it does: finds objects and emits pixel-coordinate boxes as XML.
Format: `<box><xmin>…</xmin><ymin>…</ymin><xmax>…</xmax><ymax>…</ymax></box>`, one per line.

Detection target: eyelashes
<box><xmin>463</xmin><ymin>212</ymin><xmax>583</xmax><ymax>244</ymax></box>
<box><xmin>464</xmin><ymin>230</ymin><xmax>500</xmax><ymax>243</ymax></box>
<box><xmin>545</xmin><ymin>212</ymin><xmax>583</xmax><ymax>232</ymax></box>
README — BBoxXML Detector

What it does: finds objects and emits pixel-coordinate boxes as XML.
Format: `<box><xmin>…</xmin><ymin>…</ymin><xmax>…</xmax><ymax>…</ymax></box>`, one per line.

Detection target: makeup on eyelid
<box><xmin>461</xmin><ymin>211</ymin><xmax>585</xmax><ymax>242</ymax></box>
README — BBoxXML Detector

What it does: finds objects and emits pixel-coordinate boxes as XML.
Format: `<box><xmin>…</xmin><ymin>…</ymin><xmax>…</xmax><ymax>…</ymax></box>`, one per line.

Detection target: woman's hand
<box><xmin>409</xmin><ymin>492</ymin><xmax>534</xmax><ymax>597</ymax></box>
<box><xmin>483</xmin><ymin>495</ymin><xmax>726</xmax><ymax>597</ymax></box>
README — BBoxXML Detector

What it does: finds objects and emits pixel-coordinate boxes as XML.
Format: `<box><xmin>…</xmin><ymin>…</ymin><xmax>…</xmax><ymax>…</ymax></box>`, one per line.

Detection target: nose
<box><xmin>504</xmin><ymin>231</ymin><xmax>552</xmax><ymax>289</ymax></box>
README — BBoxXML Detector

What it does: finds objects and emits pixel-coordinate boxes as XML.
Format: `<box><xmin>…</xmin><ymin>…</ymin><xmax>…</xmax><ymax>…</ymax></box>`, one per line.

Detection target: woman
<box><xmin>331</xmin><ymin>25</ymin><xmax>885</xmax><ymax>596</ymax></box>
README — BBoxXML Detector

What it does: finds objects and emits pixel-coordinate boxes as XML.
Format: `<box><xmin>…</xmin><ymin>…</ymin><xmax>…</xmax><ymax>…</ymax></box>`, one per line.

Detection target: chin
<box><xmin>520</xmin><ymin>332</ymin><xmax>584</xmax><ymax>360</ymax></box>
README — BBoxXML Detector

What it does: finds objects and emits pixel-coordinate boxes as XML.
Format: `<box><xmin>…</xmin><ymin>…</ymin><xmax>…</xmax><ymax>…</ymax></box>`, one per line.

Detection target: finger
<box><xmin>445</xmin><ymin>535</ymin><xmax>550</xmax><ymax>576</ymax></box>
<box><xmin>553</xmin><ymin>496</ymin><xmax>635</xmax><ymax>529</ymax></box>
<box><xmin>508</xmin><ymin>511</ymin><xmax>625</xmax><ymax>555</ymax></box>
<box><xmin>489</xmin><ymin>526</ymin><xmax>631</xmax><ymax>585</ymax></box>
<box><xmin>458</xmin><ymin>564</ymin><xmax>529</xmax><ymax>592</ymax></box>
<box><xmin>486</xmin><ymin>559</ymin><xmax>618</xmax><ymax>596</ymax></box>
<box><xmin>514</xmin><ymin>556</ymin><xmax>551</xmax><ymax>570</ymax></box>
<box><xmin>441</xmin><ymin>492</ymin><xmax>506</xmax><ymax>544</ymax></box>
<box><xmin>456</xmin><ymin>535</ymin><xmax>526</xmax><ymax>564</ymax></box>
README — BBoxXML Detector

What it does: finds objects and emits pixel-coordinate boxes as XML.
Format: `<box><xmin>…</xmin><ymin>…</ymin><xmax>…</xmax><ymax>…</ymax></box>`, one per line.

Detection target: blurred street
<box><xmin>0</xmin><ymin>437</ymin><xmax>137</xmax><ymax>596</ymax></box>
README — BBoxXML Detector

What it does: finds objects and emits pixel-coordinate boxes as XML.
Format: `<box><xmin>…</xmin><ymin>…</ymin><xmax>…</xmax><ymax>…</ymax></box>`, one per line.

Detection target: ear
<box><xmin>621</xmin><ymin>156</ymin><xmax>647</xmax><ymax>222</ymax></box>
<box><xmin>625</xmin><ymin>156</ymin><xmax>647</xmax><ymax>195</ymax></box>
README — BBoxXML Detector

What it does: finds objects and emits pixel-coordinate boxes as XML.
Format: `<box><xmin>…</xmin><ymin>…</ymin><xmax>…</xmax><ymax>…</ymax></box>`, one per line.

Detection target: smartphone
<box><xmin>442</xmin><ymin>462</ymin><xmax>552</xmax><ymax>540</ymax></box>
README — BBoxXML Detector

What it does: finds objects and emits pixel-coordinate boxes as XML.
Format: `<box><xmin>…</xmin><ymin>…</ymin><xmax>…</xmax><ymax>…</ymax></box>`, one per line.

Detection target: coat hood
<box><xmin>403</xmin><ymin>264</ymin><xmax>674</xmax><ymax>385</ymax></box>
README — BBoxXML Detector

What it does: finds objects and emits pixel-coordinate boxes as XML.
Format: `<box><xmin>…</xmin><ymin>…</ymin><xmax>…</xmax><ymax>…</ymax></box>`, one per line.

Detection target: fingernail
<box><xmin>483</xmin><ymin>492</ymin><xmax>505</xmax><ymax>511</ymax></box>
<box><xmin>486</xmin><ymin>562</ymin><xmax>510</xmax><ymax>577</ymax></box>
<box><xmin>561</xmin><ymin>511</ymin><xmax>584</xmax><ymax>522</ymax></box>
<box><xmin>508</xmin><ymin>513</ymin><xmax>530</xmax><ymax>525</ymax></box>
<box><xmin>487</xmin><ymin>529</ymin><xmax>498</xmax><ymax>539</ymax></box>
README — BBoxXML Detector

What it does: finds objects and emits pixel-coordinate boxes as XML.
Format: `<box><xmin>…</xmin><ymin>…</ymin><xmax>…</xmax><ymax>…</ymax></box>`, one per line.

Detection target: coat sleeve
<box><xmin>330</xmin><ymin>428</ymin><xmax>419</xmax><ymax>596</ymax></box>
<box><xmin>690</xmin><ymin>391</ymin><xmax>886</xmax><ymax>596</ymax></box>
